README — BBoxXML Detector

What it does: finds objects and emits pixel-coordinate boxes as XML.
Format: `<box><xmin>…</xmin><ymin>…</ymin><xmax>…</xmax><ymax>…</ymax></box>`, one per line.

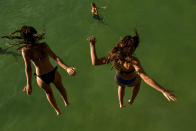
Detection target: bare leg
<box><xmin>37</xmin><ymin>78</ymin><xmax>61</xmax><ymax>115</ymax></box>
<box><xmin>53</xmin><ymin>71</ymin><xmax>69</xmax><ymax>107</ymax></box>
<box><xmin>118</xmin><ymin>85</ymin><xmax>126</xmax><ymax>108</ymax></box>
<box><xmin>128</xmin><ymin>82</ymin><xmax>141</xmax><ymax>105</ymax></box>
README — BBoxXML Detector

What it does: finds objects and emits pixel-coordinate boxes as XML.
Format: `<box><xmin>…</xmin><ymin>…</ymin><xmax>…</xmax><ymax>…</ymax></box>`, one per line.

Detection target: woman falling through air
<box><xmin>87</xmin><ymin>29</ymin><xmax>176</xmax><ymax>108</ymax></box>
<box><xmin>2</xmin><ymin>26</ymin><xmax>76</xmax><ymax>115</ymax></box>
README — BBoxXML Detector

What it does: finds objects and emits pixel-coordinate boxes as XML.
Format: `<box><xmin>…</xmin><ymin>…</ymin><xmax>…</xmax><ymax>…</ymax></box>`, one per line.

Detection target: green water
<box><xmin>0</xmin><ymin>0</ymin><xmax>195</xmax><ymax>131</ymax></box>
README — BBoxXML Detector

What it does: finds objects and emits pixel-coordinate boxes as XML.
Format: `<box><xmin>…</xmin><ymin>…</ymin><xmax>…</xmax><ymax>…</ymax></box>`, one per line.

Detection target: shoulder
<box><xmin>21</xmin><ymin>46</ymin><xmax>30</xmax><ymax>53</ymax></box>
<box><xmin>131</xmin><ymin>56</ymin><xmax>145</xmax><ymax>74</ymax></box>
<box><xmin>39</xmin><ymin>42</ymin><xmax>48</xmax><ymax>48</ymax></box>
<box><xmin>38</xmin><ymin>42</ymin><xmax>50</xmax><ymax>51</ymax></box>
<box><xmin>132</xmin><ymin>56</ymin><xmax>141</xmax><ymax>65</ymax></box>
<box><xmin>21</xmin><ymin>47</ymin><xmax>31</xmax><ymax>59</ymax></box>
<box><xmin>100</xmin><ymin>54</ymin><xmax>112</xmax><ymax>64</ymax></box>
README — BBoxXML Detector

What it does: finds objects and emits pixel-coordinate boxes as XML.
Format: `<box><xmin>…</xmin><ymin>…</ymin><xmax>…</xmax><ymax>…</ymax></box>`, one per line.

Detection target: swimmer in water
<box><xmin>91</xmin><ymin>2</ymin><xmax>106</xmax><ymax>21</ymax></box>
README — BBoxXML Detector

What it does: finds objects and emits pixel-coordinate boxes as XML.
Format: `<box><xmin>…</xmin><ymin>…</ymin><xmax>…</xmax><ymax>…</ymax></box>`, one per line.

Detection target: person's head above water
<box><xmin>91</xmin><ymin>2</ymin><xmax>96</xmax><ymax>8</ymax></box>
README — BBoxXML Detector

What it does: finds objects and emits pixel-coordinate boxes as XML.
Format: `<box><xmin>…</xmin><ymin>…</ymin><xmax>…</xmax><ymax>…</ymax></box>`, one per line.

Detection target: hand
<box><xmin>87</xmin><ymin>37</ymin><xmax>96</xmax><ymax>45</ymax></box>
<box><xmin>162</xmin><ymin>90</ymin><xmax>177</xmax><ymax>102</ymax></box>
<box><xmin>134</xmin><ymin>28</ymin><xmax>138</xmax><ymax>35</ymax></box>
<box><xmin>100</xmin><ymin>6</ymin><xmax>107</xmax><ymax>9</ymax></box>
<box><xmin>66</xmin><ymin>67</ymin><xmax>76</xmax><ymax>76</ymax></box>
<box><xmin>23</xmin><ymin>85</ymin><xmax>32</xmax><ymax>95</ymax></box>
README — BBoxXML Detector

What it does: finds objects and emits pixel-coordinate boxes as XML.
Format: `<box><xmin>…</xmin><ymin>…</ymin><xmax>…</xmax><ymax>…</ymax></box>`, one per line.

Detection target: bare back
<box><xmin>22</xmin><ymin>43</ymin><xmax>54</xmax><ymax>75</ymax></box>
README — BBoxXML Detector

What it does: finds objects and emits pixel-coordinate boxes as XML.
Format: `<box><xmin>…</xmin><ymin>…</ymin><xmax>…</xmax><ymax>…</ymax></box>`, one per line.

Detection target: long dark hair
<box><xmin>1</xmin><ymin>25</ymin><xmax>45</xmax><ymax>50</ymax></box>
<box><xmin>91</xmin><ymin>2</ymin><xmax>97</xmax><ymax>8</ymax></box>
<box><xmin>108</xmin><ymin>30</ymin><xmax>139</xmax><ymax>69</ymax></box>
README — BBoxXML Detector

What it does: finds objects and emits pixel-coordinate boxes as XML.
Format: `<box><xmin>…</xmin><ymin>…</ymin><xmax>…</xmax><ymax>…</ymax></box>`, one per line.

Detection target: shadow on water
<box><xmin>93</xmin><ymin>14</ymin><xmax>105</xmax><ymax>22</ymax></box>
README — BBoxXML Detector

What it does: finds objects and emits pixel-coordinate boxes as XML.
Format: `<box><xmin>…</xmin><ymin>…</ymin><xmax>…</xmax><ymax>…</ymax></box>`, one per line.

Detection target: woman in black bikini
<box><xmin>87</xmin><ymin>29</ymin><xmax>176</xmax><ymax>108</ymax></box>
<box><xmin>2</xmin><ymin>26</ymin><xmax>76</xmax><ymax>115</ymax></box>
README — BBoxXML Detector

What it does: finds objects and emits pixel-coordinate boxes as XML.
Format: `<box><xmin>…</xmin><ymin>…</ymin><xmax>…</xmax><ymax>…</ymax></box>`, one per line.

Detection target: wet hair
<box><xmin>20</xmin><ymin>26</ymin><xmax>38</xmax><ymax>44</ymax></box>
<box><xmin>1</xmin><ymin>25</ymin><xmax>45</xmax><ymax>50</ymax></box>
<box><xmin>91</xmin><ymin>2</ymin><xmax>96</xmax><ymax>7</ymax></box>
<box><xmin>108</xmin><ymin>31</ymin><xmax>140</xmax><ymax>69</ymax></box>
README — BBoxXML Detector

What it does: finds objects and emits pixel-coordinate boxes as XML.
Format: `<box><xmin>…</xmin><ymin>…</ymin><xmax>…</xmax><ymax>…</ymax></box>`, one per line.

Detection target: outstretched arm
<box><xmin>98</xmin><ymin>6</ymin><xmax>107</xmax><ymax>9</ymax></box>
<box><xmin>45</xmin><ymin>43</ymin><xmax>75</xmax><ymax>76</ymax></box>
<box><xmin>87</xmin><ymin>37</ymin><xmax>110</xmax><ymax>66</ymax></box>
<box><xmin>22</xmin><ymin>49</ymin><xmax>32</xmax><ymax>95</ymax></box>
<box><xmin>132</xmin><ymin>58</ymin><xmax>177</xmax><ymax>101</ymax></box>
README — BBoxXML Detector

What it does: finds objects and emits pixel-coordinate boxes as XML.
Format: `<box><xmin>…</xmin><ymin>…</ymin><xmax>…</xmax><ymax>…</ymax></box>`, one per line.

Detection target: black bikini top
<box><xmin>30</xmin><ymin>43</ymin><xmax>49</xmax><ymax>62</ymax></box>
<box><xmin>31</xmin><ymin>55</ymin><xmax>48</xmax><ymax>62</ymax></box>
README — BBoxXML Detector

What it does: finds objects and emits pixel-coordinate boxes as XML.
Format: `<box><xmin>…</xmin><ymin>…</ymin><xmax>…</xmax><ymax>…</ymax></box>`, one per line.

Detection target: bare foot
<box><xmin>56</xmin><ymin>111</ymin><xmax>61</xmax><ymax>116</ymax></box>
<box><xmin>65</xmin><ymin>102</ymin><xmax>69</xmax><ymax>107</ymax></box>
<box><xmin>120</xmin><ymin>104</ymin><xmax>126</xmax><ymax>108</ymax></box>
<box><xmin>128</xmin><ymin>99</ymin><xmax>134</xmax><ymax>105</ymax></box>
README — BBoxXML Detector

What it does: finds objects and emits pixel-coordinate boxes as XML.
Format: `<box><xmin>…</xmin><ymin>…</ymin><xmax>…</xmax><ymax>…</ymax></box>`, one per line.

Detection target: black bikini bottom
<box><xmin>116</xmin><ymin>74</ymin><xmax>137</xmax><ymax>85</ymax></box>
<box><xmin>34</xmin><ymin>66</ymin><xmax>58</xmax><ymax>84</ymax></box>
